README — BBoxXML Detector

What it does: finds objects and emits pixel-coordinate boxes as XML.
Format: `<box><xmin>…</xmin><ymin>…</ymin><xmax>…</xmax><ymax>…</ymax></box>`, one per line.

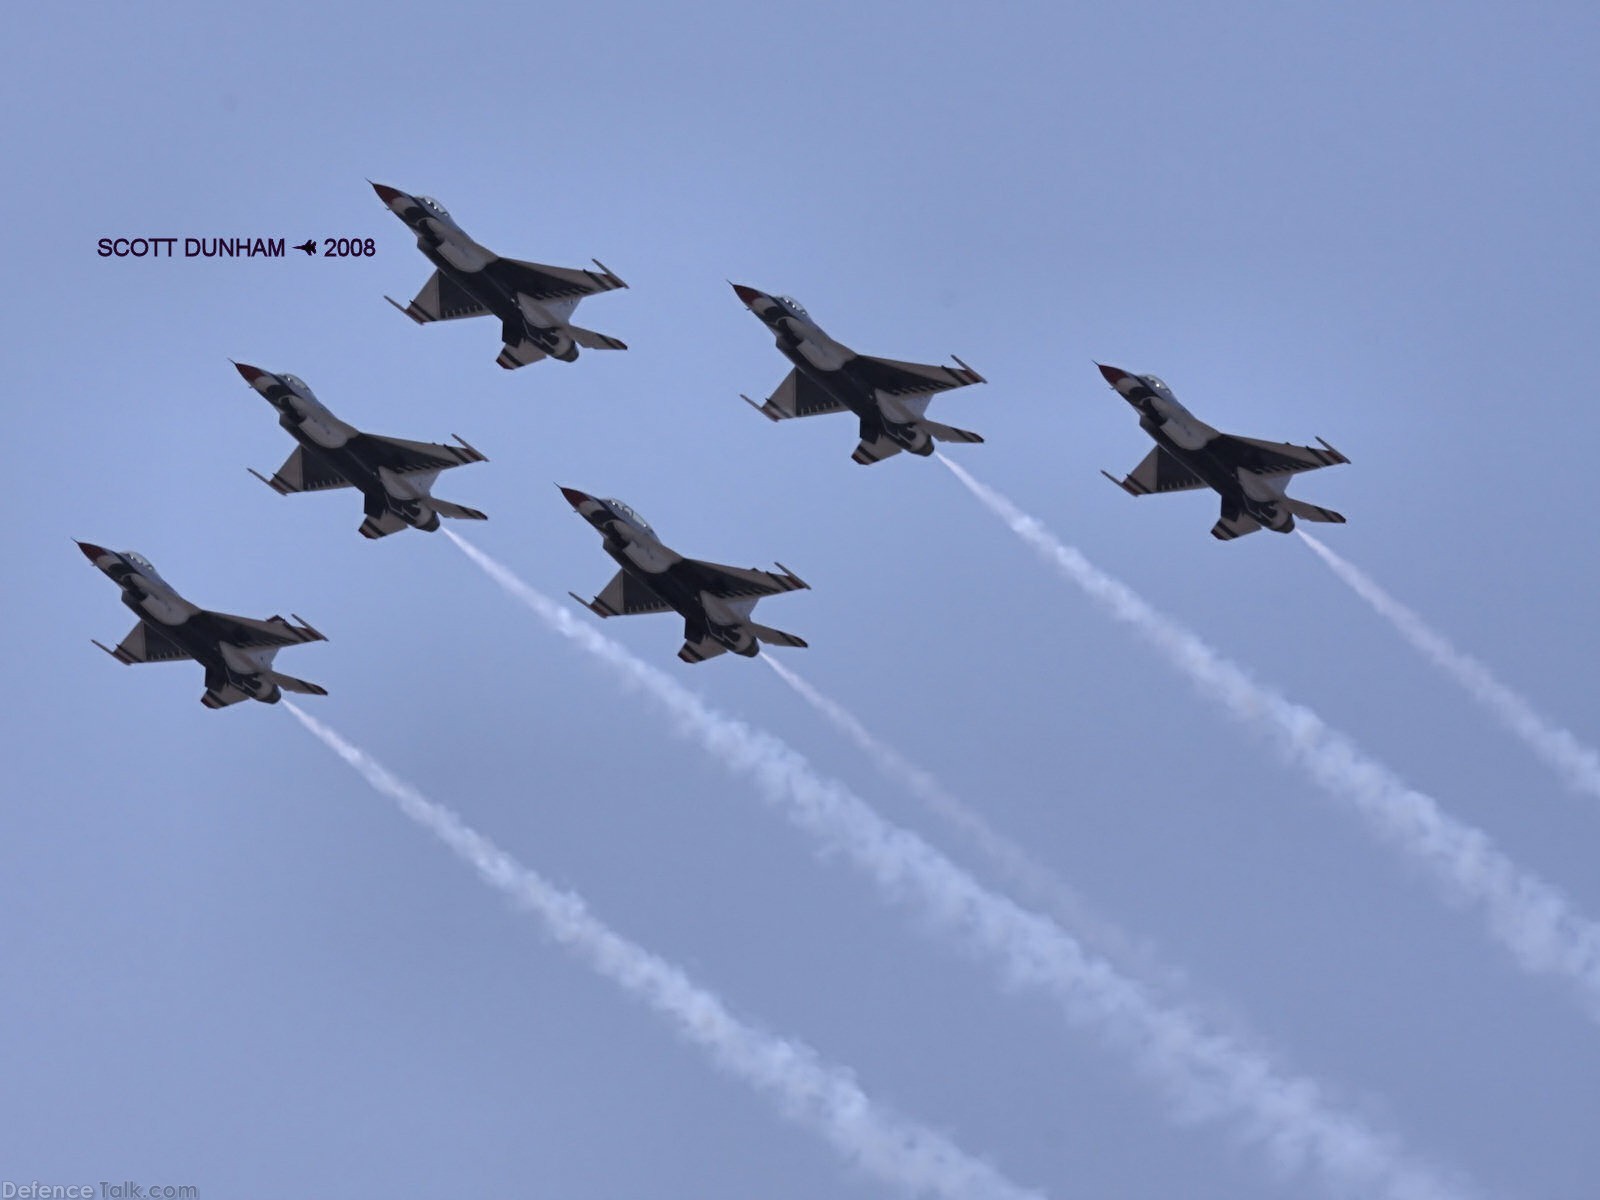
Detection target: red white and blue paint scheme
<box><xmin>731</xmin><ymin>284</ymin><xmax>985</xmax><ymax>465</ymax></box>
<box><xmin>561</xmin><ymin>488</ymin><xmax>809</xmax><ymax>664</ymax></box>
<box><xmin>372</xmin><ymin>182</ymin><xmax>627</xmax><ymax>370</ymax></box>
<box><xmin>78</xmin><ymin>543</ymin><xmax>327</xmax><ymax>709</ymax></box>
<box><xmin>234</xmin><ymin>362</ymin><xmax>488</xmax><ymax>539</ymax></box>
<box><xmin>1096</xmin><ymin>364</ymin><xmax>1349</xmax><ymax>541</ymax></box>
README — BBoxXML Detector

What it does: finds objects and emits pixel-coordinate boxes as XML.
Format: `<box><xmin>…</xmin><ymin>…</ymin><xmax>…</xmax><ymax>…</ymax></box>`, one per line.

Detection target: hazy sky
<box><xmin>5</xmin><ymin>2</ymin><xmax>1599</xmax><ymax>1197</ymax></box>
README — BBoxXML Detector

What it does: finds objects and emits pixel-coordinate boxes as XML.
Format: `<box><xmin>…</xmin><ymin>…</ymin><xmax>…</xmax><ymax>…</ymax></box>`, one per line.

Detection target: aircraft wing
<box><xmin>350</xmin><ymin>432</ymin><xmax>486</xmax><ymax>476</ymax></box>
<box><xmin>1211</xmin><ymin>433</ymin><xmax>1348</xmax><ymax>476</ymax></box>
<box><xmin>390</xmin><ymin>270</ymin><xmax>493</xmax><ymax>323</ymax></box>
<box><xmin>688</xmin><ymin>560</ymin><xmax>809</xmax><ymax>600</ymax></box>
<box><xmin>744</xmin><ymin>368</ymin><xmax>851</xmax><ymax>421</ymax></box>
<box><xmin>94</xmin><ymin>620</ymin><xmax>194</xmax><ymax>665</ymax></box>
<box><xmin>254</xmin><ymin>445</ymin><xmax>355</xmax><ymax>494</ymax></box>
<box><xmin>574</xmin><ymin>570</ymin><xmax>675</xmax><ymax>618</ymax></box>
<box><xmin>486</xmin><ymin>257</ymin><xmax>628</xmax><ymax>302</ymax></box>
<box><xmin>853</xmin><ymin>354</ymin><xmax>984</xmax><ymax>399</ymax></box>
<box><xmin>203</xmin><ymin>611</ymin><xmax>326</xmax><ymax>650</ymax></box>
<box><xmin>1103</xmin><ymin>446</ymin><xmax>1210</xmax><ymax>496</ymax></box>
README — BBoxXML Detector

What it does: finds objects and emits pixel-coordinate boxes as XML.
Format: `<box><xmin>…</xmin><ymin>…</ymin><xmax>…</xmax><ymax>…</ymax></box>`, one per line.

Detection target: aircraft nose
<box><xmin>369</xmin><ymin>181</ymin><xmax>405</xmax><ymax>205</ymax></box>
<box><xmin>730</xmin><ymin>283</ymin><xmax>766</xmax><ymax>306</ymax></box>
<box><xmin>76</xmin><ymin>540</ymin><xmax>110</xmax><ymax>563</ymax></box>
<box><xmin>233</xmin><ymin>361</ymin><xmax>266</xmax><ymax>384</ymax></box>
<box><xmin>1096</xmin><ymin>362</ymin><xmax>1130</xmax><ymax>386</ymax></box>
<box><xmin>558</xmin><ymin>486</ymin><xmax>593</xmax><ymax>509</ymax></box>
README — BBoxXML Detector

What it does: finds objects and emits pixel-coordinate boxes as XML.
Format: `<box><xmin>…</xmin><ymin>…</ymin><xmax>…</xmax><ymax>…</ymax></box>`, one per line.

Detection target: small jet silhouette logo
<box><xmin>293</xmin><ymin>239</ymin><xmax>317</xmax><ymax>256</ymax></box>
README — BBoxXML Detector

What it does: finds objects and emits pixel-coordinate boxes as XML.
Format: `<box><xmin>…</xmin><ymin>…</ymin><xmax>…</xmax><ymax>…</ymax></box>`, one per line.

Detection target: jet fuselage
<box><xmin>373</xmin><ymin>185</ymin><xmax>578</xmax><ymax>361</ymax></box>
<box><xmin>238</xmin><ymin>365</ymin><xmax>445</xmax><ymax>533</ymax></box>
<box><xmin>1116</xmin><ymin>373</ymin><xmax>1295</xmax><ymax>532</ymax></box>
<box><xmin>740</xmin><ymin>290</ymin><xmax>934</xmax><ymax>455</ymax></box>
<box><xmin>81</xmin><ymin>545</ymin><xmax>286</xmax><ymax>703</ymax></box>
<box><xmin>566</xmin><ymin>491</ymin><xmax>761</xmax><ymax>656</ymax></box>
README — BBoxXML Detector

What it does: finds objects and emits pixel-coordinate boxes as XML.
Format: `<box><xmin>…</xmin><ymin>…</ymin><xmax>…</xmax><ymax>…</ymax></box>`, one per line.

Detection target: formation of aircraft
<box><xmin>561</xmin><ymin>488</ymin><xmax>809</xmax><ymax>663</ymax></box>
<box><xmin>78</xmin><ymin>542</ymin><xmax>327</xmax><ymax>709</ymax></box>
<box><xmin>372</xmin><ymin>182</ymin><xmax>629</xmax><ymax>370</ymax></box>
<box><xmin>81</xmin><ymin>182</ymin><xmax>1354</xmax><ymax>705</ymax></box>
<box><xmin>1095</xmin><ymin>364</ymin><xmax>1349</xmax><ymax>540</ymax></box>
<box><xmin>732</xmin><ymin>283</ymin><xmax>986</xmax><ymax>465</ymax></box>
<box><xmin>235</xmin><ymin>362</ymin><xmax>488</xmax><ymax>539</ymax></box>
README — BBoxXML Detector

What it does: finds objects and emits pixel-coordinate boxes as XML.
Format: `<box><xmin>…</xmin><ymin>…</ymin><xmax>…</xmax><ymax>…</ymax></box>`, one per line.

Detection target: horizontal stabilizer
<box><xmin>1284</xmin><ymin>498</ymin><xmax>1347</xmax><ymax>524</ymax></box>
<box><xmin>678</xmin><ymin>637</ymin><xmax>730</xmax><ymax>664</ymax></box>
<box><xmin>851</xmin><ymin>431</ymin><xmax>904</xmax><ymax>465</ymax></box>
<box><xmin>924</xmin><ymin>420</ymin><xmax>984</xmax><ymax>445</ymax></box>
<box><xmin>1211</xmin><ymin>511</ymin><xmax>1263</xmax><ymax>541</ymax></box>
<box><xmin>496</xmin><ymin>340</ymin><xmax>549</xmax><ymax>370</ymax></box>
<box><xmin>266</xmin><ymin>671</ymin><xmax>327</xmax><ymax>696</ymax></box>
<box><xmin>752</xmin><ymin>623</ymin><xmax>807</xmax><ymax>649</ymax></box>
<box><xmin>200</xmin><ymin>683</ymin><xmax>251</xmax><ymax>709</ymax></box>
<box><xmin>567</xmin><ymin>323</ymin><xmax>627</xmax><ymax>351</ymax></box>
<box><xmin>359</xmin><ymin>510</ymin><xmax>409</xmax><ymax>539</ymax></box>
<box><xmin>430</xmin><ymin>499</ymin><xmax>488</xmax><ymax>522</ymax></box>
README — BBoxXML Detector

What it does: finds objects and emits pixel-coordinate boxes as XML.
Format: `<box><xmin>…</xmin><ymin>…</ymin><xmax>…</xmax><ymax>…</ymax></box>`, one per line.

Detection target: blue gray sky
<box><xmin>4</xmin><ymin>2</ymin><xmax>1599</xmax><ymax>1197</ymax></box>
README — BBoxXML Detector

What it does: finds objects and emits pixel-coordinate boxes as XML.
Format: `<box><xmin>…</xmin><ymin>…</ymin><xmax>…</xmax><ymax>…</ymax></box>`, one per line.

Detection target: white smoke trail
<box><xmin>445</xmin><ymin>529</ymin><xmax>1471</xmax><ymax>1200</ymax></box>
<box><xmin>761</xmin><ymin>655</ymin><xmax>1190</xmax><ymax>996</ymax></box>
<box><xmin>1298</xmin><ymin>531</ymin><xmax>1600</xmax><ymax>801</ymax></box>
<box><xmin>937</xmin><ymin>453</ymin><xmax>1600</xmax><ymax>1021</ymax></box>
<box><xmin>283</xmin><ymin>701</ymin><xmax>1039</xmax><ymax>1200</ymax></box>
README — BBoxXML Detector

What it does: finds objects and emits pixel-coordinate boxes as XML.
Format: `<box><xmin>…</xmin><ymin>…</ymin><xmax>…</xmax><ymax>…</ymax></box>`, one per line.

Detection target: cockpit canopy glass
<box><xmin>282</xmin><ymin>374</ymin><xmax>307</xmax><ymax>391</ymax></box>
<box><xmin>605</xmin><ymin>498</ymin><xmax>652</xmax><ymax>534</ymax></box>
<box><xmin>419</xmin><ymin>196</ymin><xmax>449</xmax><ymax>218</ymax></box>
<box><xmin>776</xmin><ymin>295</ymin><xmax>808</xmax><ymax>318</ymax></box>
<box><xmin>126</xmin><ymin>552</ymin><xmax>156</xmax><ymax>573</ymax></box>
<box><xmin>1141</xmin><ymin>375</ymin><xmax>1172</xmax><ymax>395</ymax></box>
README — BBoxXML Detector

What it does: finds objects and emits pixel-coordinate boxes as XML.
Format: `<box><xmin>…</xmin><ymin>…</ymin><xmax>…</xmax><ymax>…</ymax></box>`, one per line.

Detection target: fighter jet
<box><xmin>731</xmin><ymin>284</ymin><xmax>985</xmax><ymax>465</ymax></box>
<box><xmin>234</xmin><ymin>363</ymin><xmax>487</xmax><ymax>539</ymax></box>
<box><xmin>561</xmin><ymin>488</ymin><xmax>809</xmax><ymax>663</ymax></box>
<box><xmin>371</xmin><ymin>182</ymin><xmax>627</xmax><ymax>370</ymax></box>
<box><xmin>78</xmin><ymin>543</ymin><xmax>327</xmax><ymax>709</ymax></box>
<box><xmin>1096</xmin><ymin>364</ymin><xmax>1349</xmax><ymax>540</ymax></box>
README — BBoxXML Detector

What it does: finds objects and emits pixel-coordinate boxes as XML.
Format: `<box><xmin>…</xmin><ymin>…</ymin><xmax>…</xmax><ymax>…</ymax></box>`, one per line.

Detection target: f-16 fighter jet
<box><xmin>371</xmin><ymin>182</ymin><xmax>627</xmax><ymax>370</ymax></box>
<box><xmin>1096</xmin><ymin>364</ymin><xmax>1349</xmax><ymax>541</ymax></box>
<box><xmin>234</xmin><ymin>363</ymin><xmax>487</xmax><ymax>540</ymax></box>
<box><xmin>731</xmin><ymin>284</ymin><xmax>985</xmax><ymax>465</ymax></box>
<box><xmin>561</xmin><ymin>488</ymin><xmax>809</xmax><ymax>663</ymax></box>
<box><xmin>78</xmin><ymin>543</ymin><xmax>327</xmax><ymax>709</ymax></box>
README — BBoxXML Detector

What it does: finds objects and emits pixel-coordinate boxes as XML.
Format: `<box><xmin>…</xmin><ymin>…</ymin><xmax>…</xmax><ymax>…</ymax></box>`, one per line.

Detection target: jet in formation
<box><xmin>372</xmin><ymin>182</ymin><xmax>628</xmax><ymax>370</ymax></box>
<box><xmin>1096</xmin><ymin>364</ymin><xmax>1349</xmax><ymax>540</ymax></box>
<box><xmin>561</xmin><ymin>488</ymin><xmax>809</xmax><ymax>663</ymax></box>
<box><xmin>79</xmin><ymin>543</ymin><xmax>327</xmax><ymax>709</ymax></box>
<box><xmin>731</xmin><ymin>284</ymin><xmax>985</xmax><ymax>465</ymax></box>
<box><xmin>235</xmin><ymin>363</ymin><xmax>488</xmax><ymax>539</ymax></box>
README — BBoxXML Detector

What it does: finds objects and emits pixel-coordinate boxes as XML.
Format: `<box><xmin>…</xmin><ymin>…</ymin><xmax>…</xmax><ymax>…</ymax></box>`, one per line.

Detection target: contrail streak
<box><xmin>446</xmin><ymin>529</ymin><xmax>1470</xmax><ymax>1200</ymax></box>
<box><xmin>283</xmin><ymin>701</ymin><xmax>1039</xmax><ymax>1200</ymax></box>
<box><xmin>762</xmin><ymin>655</ymin><xmax>1190</xmax><ymax>996</ymax></box>
<box><xmin>938</xmin><ymin>453</ymin><xmax>1600</xmax><ymax>1022</ymax></box>
<box><xmin>1299</xmin><ymin>531</ymin><xmax>1600</xmax><ymax>801</ymax></box>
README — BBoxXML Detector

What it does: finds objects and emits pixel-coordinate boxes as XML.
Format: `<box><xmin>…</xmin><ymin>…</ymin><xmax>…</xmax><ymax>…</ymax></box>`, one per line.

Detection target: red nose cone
<box><xmin>1096</xmin><ymin>363</ymin><xmax>1130</xmax><ymax>386</ymax></box>
<box><xmin>559</xmin><ymin>486</ymin><xmax>592</xmax><ymax>509</ymax></box>
<box><xmin>370</xmin><ymin>181</ymin><xmax>405</xmax><ymax>205</ymax></box>
<box><xmin>730</xmin><ymin>283</ymin><xmax>765</xmax><ymax>306</ymax></box>
<box><xmin>76</xmin><ymin>541</ymin><xmax>109</xmax><ymax>563</ymax></box>
<box><xmin>233</xmin><ymin>361</ymin><xmax>266</xmax><ymax>383</ymax></box>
